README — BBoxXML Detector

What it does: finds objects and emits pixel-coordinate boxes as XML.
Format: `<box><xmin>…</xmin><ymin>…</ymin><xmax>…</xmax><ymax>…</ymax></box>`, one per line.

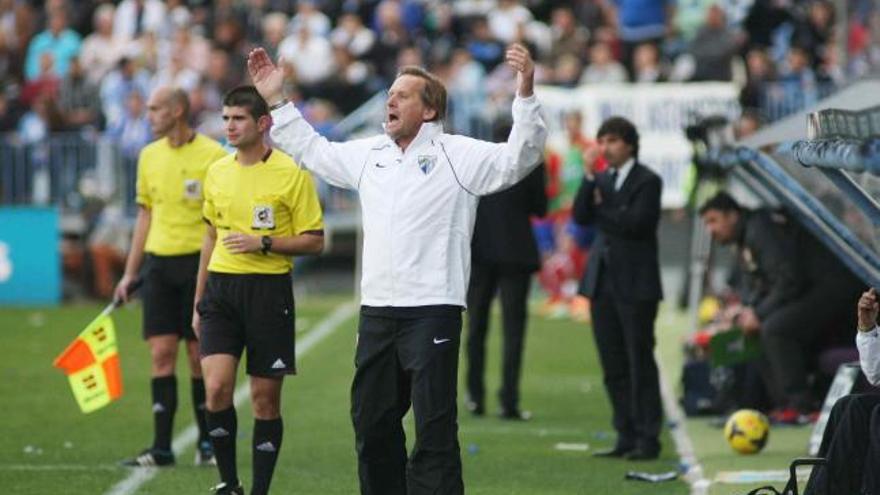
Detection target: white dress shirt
<box><xmin>613</xmin><ymin>158</ymin><xmax>636</xmax><ymax>191</ymax></box>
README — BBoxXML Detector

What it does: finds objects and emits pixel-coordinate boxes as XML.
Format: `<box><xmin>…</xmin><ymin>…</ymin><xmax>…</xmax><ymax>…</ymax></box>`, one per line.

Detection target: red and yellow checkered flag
<box><xmin>53</xmin><ymin>311</ymin><xmax>123</xmax><ymax>413</ymax></box>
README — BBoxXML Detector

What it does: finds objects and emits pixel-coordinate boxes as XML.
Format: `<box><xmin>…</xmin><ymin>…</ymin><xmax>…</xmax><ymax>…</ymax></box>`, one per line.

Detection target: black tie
<box><xmin>608</xmin><ymin>169</ymin><xmax>618</xmax><ymax>192</ymax></box>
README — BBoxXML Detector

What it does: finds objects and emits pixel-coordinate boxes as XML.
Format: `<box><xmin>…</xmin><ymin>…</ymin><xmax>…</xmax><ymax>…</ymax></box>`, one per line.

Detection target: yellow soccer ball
<box><xmin>724</xmin><ymin>409</ymin><xmax>770</xmax><ymax>454</ymax></box>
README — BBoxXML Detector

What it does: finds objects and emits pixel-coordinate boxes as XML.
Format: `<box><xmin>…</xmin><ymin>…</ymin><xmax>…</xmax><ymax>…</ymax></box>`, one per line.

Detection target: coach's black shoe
<box><xmin>195</xmin><ymin>440</ymin><xmax>216</xmax><ymax>466</ymax></box>
<box><xmin>210</xmin><ymin>481</ymin><xmax>244</xmax><ymax>494</ymax></box>
<box><xmin>498</xmin><ymin>408</ymin><xmax>532</xmax><ymax>421</ymax></box>
<box><xmin>121</xmin><ymin>448</ymin><xmax>175</xmax><ymax>467</ymax></box>
<box><xmin>592</xmin><ymin>444</ymin><xmax>634</xmax><ymax>458</ymax></box>
<box><xmin>465</xmin><ymin>399</ymin><xmax>485</xmax><ymax>417</ymax></box>
<box><xmin>625</xmin><ymin>447</ymin><xmax>660</xmax><ymax>461</ymax></box>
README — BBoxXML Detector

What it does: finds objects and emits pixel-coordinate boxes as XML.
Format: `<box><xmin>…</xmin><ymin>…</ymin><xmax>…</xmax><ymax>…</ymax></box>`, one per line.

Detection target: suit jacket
<box><xmin>471</xmin><ymin>164</ymin><xmax>547</xmax><ymax>272</ymax></box>
<box><xmin>573</xmin><ymin>162</ymin><xmax>663</xmax><ymax>302</ymax></box>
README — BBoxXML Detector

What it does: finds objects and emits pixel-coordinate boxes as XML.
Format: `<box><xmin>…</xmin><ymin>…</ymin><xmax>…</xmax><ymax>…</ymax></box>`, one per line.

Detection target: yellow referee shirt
<box><xmin>136</xmin><ymin>133</ymin><xmax>228</xmax><ymax>255</ymax></box>
<box><xmin>203</xmin><ymin>149</ymin><xmax>324</xmax><ymax>274</ymax></box>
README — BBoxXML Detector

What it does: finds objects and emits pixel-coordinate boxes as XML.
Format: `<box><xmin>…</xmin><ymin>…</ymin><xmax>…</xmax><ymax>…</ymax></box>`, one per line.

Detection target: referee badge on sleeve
<box><xmin>252</xmin><ymin>205</ymin><xmax>276</xmax><ymax>230</ymax></box>
<box><xmin>183</xmin><ymin>179</ymin><xmax>202</xmax><ymax>200</ymax></box>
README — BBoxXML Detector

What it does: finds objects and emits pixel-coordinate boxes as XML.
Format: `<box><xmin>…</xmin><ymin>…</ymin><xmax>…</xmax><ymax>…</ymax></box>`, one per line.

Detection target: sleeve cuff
<box><xmin>270</xmin><ymin>101</ymin><xmax>301</xmax><ymax>124</ymax></box>
<box><xmin>858</xmin><ymin>325</ymin><xmax>880</xmax><ymax>335</ymax></box>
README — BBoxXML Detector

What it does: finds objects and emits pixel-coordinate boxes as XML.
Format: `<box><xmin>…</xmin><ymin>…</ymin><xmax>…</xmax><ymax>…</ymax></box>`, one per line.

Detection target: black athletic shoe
<box><xmin>121</xmin><ymin>448</ymin><xmax>175</xmax><ymax>467</ymax></box>
<box><xmin>210</xmin><ymin>481</ymin><xmax>244</xmax><ymax>494</ymax></box>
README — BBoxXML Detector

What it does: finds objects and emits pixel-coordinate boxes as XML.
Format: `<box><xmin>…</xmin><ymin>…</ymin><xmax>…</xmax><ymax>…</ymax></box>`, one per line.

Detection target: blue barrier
<box><xmin>0</xmin><ymin>207</ymin><xmax>61</xmax><ymax>305</ymax></box>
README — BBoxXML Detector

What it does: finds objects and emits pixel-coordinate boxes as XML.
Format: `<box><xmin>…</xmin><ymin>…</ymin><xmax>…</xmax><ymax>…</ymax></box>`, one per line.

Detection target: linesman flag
<box><xmin>53</xmin><ymin>308</ymin><xmax>123</xmax><ymax>413</ymax></box>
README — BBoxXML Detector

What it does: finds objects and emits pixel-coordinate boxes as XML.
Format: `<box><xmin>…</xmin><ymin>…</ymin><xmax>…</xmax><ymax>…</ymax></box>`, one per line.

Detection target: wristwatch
<box><xmin>261</xmin><ymin>235</ymin><xmax>273</xmax><ymax>255</ymax></box>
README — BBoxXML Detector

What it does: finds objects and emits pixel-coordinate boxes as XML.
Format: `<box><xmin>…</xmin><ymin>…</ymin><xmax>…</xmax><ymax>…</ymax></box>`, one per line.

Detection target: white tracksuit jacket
<box><xmin>269</xmin><ymin>95</ymin><xmax>547</xmax><ymax>307</ymax></box>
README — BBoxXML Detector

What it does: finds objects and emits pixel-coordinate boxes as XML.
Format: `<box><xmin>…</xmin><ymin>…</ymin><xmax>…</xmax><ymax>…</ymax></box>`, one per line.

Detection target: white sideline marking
<box><xmin>1</xmin><ymin>464</ymin><xmax>121</xmax><ymax>471</ymax></box>
<box><xmin>656</xmin><ymin>350</ymin><xmax>711</xmax><ymax>495</ymax></box>
<box><xmin>103</xmin><ymin>301</ymin><xmax>357</xmax><ymax>495</ymax></box>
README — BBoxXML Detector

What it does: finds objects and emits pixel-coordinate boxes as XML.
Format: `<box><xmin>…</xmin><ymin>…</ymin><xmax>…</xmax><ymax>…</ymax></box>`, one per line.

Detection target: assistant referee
<box><xmin>115</xmin><ymin>86</ymin><xmax>227</xmax><ymax>467</ymax></box>
<box><xmin>193</xmin><ymin>86</ymin><xmax>324</xmax><ymax>495</ymax></box>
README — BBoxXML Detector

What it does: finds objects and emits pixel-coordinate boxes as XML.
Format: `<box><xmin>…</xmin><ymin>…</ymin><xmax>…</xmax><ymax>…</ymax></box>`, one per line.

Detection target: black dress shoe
<box><xmin>592</xmin><ymin>446</ymin><xmax>634</xmax><ymax>458</ymax></box>
<box><xmin>465</xmin><ymin>400</ymin><xmax>484</xmax><ymax>417</ymax></box>
<box><xmin>625</xmin><ymin>447</ymin><xmax>660</xmax><ymax>461</ymax></box>
<box><xmin>498</xmin><ymin>409</ymin><xmax>532</xmax><ymax>421</ymax></box>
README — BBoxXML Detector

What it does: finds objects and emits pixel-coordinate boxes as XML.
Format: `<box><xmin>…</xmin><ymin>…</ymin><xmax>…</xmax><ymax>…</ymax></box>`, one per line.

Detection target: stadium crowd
<box><xmin>1</xmin><ymin>0</ymin><xmax>879</xmax><ymax>145</ymax></box>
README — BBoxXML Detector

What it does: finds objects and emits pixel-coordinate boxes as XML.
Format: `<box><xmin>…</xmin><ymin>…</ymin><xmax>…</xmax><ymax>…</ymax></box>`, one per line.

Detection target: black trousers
<box><xmin>761</xmin><ymin>287</ymin><xmax>858</xmax><ymax>410</ymax></box>
<box><xmin>351</xmin><ymin>306</ymin><xmax>464</xmax><ymax>495</ymax></box>
<box><xmin>590</xmin><ymin>287</ymin><xmax>662</xmax><ymax>452</ymax></box>
<box><xmin>805</xmin><ymin>393</ymin><xmax>880</xmax><ymax>495</ymax></box>
<box><xmin>466</xmin><ymin>262</ymin><xmax>531</xmax><ymax>413</ymax></box>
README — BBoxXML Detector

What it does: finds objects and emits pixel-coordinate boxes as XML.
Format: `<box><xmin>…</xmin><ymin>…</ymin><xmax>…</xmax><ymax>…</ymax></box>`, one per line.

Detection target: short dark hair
<box><xmin>597</xmin><ymin>116</ymin><xmax>639</xmax><ymax>159</ymax></box>
<box><xmin>699</xmin><ymin>191</ymin><xmax>742</xmax><ymax>215</ymax></box>
<box><xmin>396</xmin><ymin>66</ymin><xmax>447</xmax><ymax>122</ymax></box>
<box><xmin>223</xmin><ymin>85</ymin><xmax>268</xmax><ymax>120</ymax></box>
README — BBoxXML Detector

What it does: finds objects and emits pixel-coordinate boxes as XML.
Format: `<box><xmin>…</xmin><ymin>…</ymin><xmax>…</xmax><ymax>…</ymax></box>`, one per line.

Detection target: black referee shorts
<box><xmin>141</xmin><ymin>253</ymin><xmax>200</xmax><ymax>341</ymax></box>
<box><xmin>196</xmin><ymin>272</ymin><xmax>296</xmax><ymax>377</ymax></box>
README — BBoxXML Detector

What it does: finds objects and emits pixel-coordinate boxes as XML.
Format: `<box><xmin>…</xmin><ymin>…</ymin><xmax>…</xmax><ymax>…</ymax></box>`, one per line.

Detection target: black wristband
<box><xmin>268</xmin><ymin>99</ymin><xmax>288</xmax><ymax>111</ymax></box>
<box><xmin>261</xmin><ymin>235</ymin><xmax>272</xmax><ymax>255</ymax></box>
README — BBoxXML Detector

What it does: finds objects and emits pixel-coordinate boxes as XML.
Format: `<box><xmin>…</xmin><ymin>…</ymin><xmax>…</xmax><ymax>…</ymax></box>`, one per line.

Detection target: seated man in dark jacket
<box><xmin>699</xmin><ymin>192</ymin><xmax>863</xmax><ymax>421</ymax></box>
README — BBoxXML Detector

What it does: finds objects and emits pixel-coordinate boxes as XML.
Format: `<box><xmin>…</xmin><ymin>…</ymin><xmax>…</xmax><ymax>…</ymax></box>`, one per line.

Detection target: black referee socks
<box><xmin>206</xmin><ymin>406</ymin><xmax>239</xmax><ymax>487</ymax></box>
<box><xmin>252</xmin><ymin>418</ymin><xmax>283</xmax><ymax>495</ymax></box>
<box><xmin>151</xmin><ymin>376</ymin><xmax>177</xmax><ymax>452</ymax></box>
<box><xmin>191</xmin><ymin>378</ymin><xmax>208</xmax><ymax>442</ymax></box>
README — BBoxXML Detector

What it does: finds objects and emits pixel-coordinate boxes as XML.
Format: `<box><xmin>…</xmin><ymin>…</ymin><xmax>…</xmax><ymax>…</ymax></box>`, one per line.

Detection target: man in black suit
<box><xmin>572</xmin><ymin>116</ymin><xmax>664</xmax><ymax>460</ymax></box>
<box><xmin>466</xmin><ymin>122</ymin><xmax>548</xmax><ymax>420</ymax></box>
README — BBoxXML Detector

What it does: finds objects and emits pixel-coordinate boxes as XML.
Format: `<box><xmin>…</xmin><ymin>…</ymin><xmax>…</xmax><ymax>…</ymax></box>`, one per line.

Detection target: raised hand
<box><xmin>858</xmin><ymin>288</ymin><xmax>879</xmax><ymax>331</ymax></box>
<box><xmin>247</xmin><ymin>47</ymin><xmax>285</xmax><ymax>106</ymax></box>
<box><xmin>504</xmin><ymin>43</ymin><xmax>535</xmax><ymax>98</ymax></box>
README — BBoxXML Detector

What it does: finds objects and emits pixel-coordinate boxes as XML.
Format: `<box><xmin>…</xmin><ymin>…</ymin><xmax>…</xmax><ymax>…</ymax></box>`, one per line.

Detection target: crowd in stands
<box><xmin>1</xmin><ymin>0</ymin><xmax>879</xmax><ymax>146</ymax></box>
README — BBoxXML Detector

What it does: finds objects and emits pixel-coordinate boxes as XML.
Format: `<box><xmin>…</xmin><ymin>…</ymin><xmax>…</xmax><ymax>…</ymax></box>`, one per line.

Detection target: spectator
<box><xmin>370</xmin><ymin>0</ymin><xmax>412</xmax><ymax>85</ymax></box>
<box><xmin>260</xmin><ymin>12</ymin><xmax>289</xmax><ymax>63</ymax></box>
<box><xmin>699</xmin><ymin>192</ymin><xmax>863</xmax><ymax>422</ymax></box>
<box><xmin>278</xmin><ymin>25</ymin><xmax>335</xmax><ymax>88</ymax></box>
<box><xmin>329</xmin><ymin>12</ymin><xmax>375</xmax><ymax>59</ymax></box>
<box><xmin>552</xmin><ymin>53</ymin><xmax>584</xmax><ymax>87</ymax></box>
<box><xmin>547</xmin><ymin>6</ymin><xmax>590</xmax><ymax>67</ymax></box>
<box><xmin>466</xmin><ymin>16</ymin><xmax>506</xmax><ymax>72</ymax></box>
<box><xmin>104</xmin><ymin>89</ymin><xmax>151</xmax><ymax>160</ymax></box>
<box><xmin>151</xmin><ymin>50</ymin><xmax>200</xmax><ymax>93</ymax></box>
<box><xmin>488</xmin><ymin>0</ymin><xmax>534</xmax><ymax>45</ymax></box>
<box><xmin>779</xmin><ymin>45</ymin><xmax>816</xmax><ymax>87</ymax></box>
<box><xmin>113</xmin><ymin>0</ymin><xmax>166</xmax><ymax>41</ymax></box>
<box><xmin>739</xmin><ymin>46</ymin><xmax>775</xmax><ymax>110</ymax></box>
<box><xmin>447</xmin><ymin>47</ymin><xmax>487</xmax><ymax>135</ymax></box>
<box><xmin>689</xmin><ymin>5</ymin><xmax>739</xmax><ymax>82</ymax></box>
<box><xmin>611</xmin><ymin>0</ymin><xmax>674</xmax><ymax>76</ymax></box>
<box><xmin>24</xmin><ymin>8</ymin><xmax>82</xmax><ymax>80</ymax></box>
<box><xmin>99</xmin><ymin>57</ymin><xmax>151</xmax><ymax>127</ymax></box>
<box><xmin>791</xmin><ymin>0</ymin><xmax>835</xmax><ymax>71</ymax></box>
<box><xmin>632</xmin><ymin>42</ymin><xmax>665</xmax><ymax>83</ymax></box>
<box><xmin>79</xmin><ymin>4</ymin><xmax>124</xmax><ymax>85</ymax></box>
<box><xmin>289</xmin><ymin>0</ymin><xmax>331</xmax><ymax>38</ymax></box>
<box><xmin>58</xmin><ymin>57</ymin><xmax>101</xmax><ymax>130</ymax></box>
<box><xmin>166</xmin><ymin>25</ymin><xmax>211</xmax><ymax>76</ymax></box>
<box><xmin>580</xmin><ymin>41</ymin><xmax>628</xmax><ymax>84</ymax></box>
<box><xmin>0</xmin><ymin>88</ymin><xmax>25</xmax><ymax>132</ymax></box>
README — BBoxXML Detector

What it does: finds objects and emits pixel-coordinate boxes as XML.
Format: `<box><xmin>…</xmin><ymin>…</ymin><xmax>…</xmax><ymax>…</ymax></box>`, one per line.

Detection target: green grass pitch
<box><xmin>0</xmin><ymin>297</ymin><xmax>812</xmax><ymax>494</ymax></box>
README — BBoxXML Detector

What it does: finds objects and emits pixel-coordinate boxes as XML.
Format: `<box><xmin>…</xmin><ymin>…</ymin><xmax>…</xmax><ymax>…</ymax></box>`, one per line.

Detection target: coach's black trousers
<box><xmin>804</xmin><ymin>393</ymin><xmax>880</xmax><ymax>495</ymax></box>
<box><xmin>466</xmin><ymin>262</ymin><xmax>531</xmax><ymax>413</ymax></box>
<box><xmin>351</xmin><ymin>306</ymin><xmax>464</xmax><ymax>495</ymax></box>
<box><xmin>590</xmin><ymin>285</ymin><xmax>662</xmax><ymax>453</ymax></box>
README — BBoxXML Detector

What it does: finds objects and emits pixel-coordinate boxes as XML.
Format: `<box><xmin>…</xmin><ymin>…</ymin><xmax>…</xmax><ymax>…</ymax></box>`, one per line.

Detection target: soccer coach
<box><xmin>247</xmin><ymin>43</ymin><xmax>547</xmax><ymax>494</ymax></box>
